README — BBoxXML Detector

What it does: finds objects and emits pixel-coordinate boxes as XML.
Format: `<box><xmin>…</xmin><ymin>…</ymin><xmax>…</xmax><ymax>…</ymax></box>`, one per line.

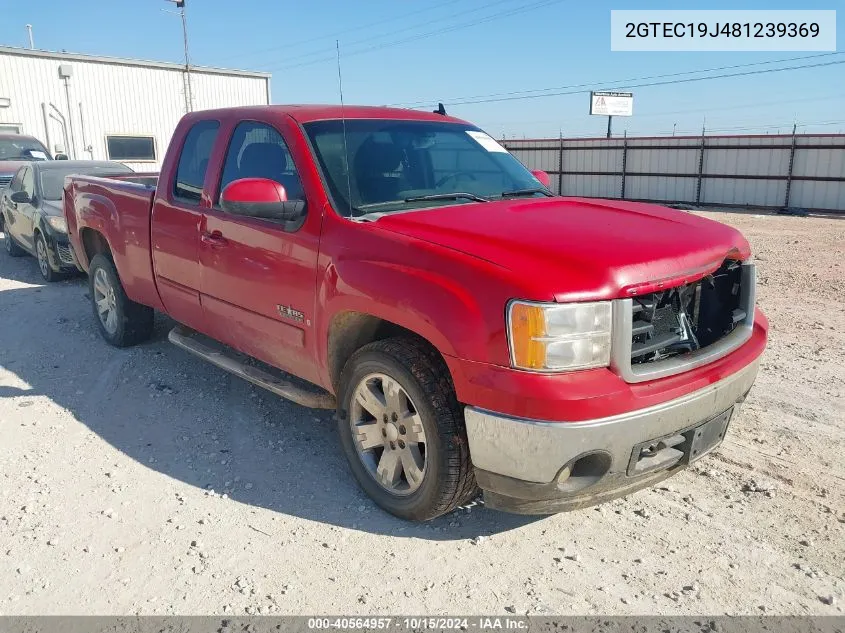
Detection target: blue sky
<box><xmin>1</xmin><ymin>0</ymin><xmax>842</xmax><ymax>138</ymax></box>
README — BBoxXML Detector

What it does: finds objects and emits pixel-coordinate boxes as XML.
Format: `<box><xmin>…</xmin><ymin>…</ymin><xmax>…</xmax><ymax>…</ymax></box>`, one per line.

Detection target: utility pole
<box><xmin>25</xmin><ymin>24</ymin><xmax>34</xmax><ymax>49</ymax></box>
<box><xmin>165</xmin><ymin>0</ymin><xmax>192</xmax><ymax>113</ymax></box>
<box><xmin>606</xmin><ymin>115</ymin><xmax>612</xmax><ymax>139</ymax></box>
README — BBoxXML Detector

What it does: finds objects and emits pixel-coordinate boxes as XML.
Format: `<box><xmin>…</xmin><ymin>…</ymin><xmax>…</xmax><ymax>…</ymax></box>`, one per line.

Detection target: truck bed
<box><xmin>111</xmin><ymin>172</ymin><xmax>160</xmax><ymax>188</ymax></box>
<box><xmin>64</xmin><ymin>173</ymin><xmax>165</xmax><ymax>311</ymax></box>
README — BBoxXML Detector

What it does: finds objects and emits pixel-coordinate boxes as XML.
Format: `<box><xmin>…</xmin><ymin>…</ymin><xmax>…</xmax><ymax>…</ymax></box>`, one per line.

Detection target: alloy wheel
<box><xmin>93</xmin><ymin>267</ymin><xmax>119</xmax><ymax>335</ymax></box>
<box><xmin>36</xmin><ymin>238</ymin><xmax>50</xmax><ymax>278</ymax></box>
<box><xmin>349</xmin><ymin>373</ymin><xmax>428</xmax><ymax>496</ymax></box>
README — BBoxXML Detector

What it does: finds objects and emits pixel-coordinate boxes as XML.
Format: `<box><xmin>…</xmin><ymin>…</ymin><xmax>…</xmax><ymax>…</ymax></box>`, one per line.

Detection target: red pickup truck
<box><xmin>63</xmin><ymin>105</ymin><xmax>767</xmax><ymax>521</ymax></box>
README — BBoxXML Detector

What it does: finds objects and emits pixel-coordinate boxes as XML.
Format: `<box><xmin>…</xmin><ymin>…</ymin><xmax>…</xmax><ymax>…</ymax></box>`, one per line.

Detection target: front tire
<box><xmin>88</xmin><ymin>253</ymin><xmax>154</xmax><ymax>347</ymax></box>
<box><xmin>337</xmin><ymin>337</ymin><xmax>478</xmax><ymax>521</ymax></box>
<box><xmin>35</xmin><ymin>233</ymin><xmax>61</xmax><ymax>282</ymax></box>
<box><xmin>4</xmin><ymin>228</ymin><xmax>26</xmax><ymax>257</ymax></box>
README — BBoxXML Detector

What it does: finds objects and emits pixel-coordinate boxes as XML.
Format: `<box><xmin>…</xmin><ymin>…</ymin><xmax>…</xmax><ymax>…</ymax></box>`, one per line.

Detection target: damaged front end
<box><xmin>610</xmin><ymin>259</ymin><xmax>756</xmax><ymax>383</ymax></box>
<box><xmin>631</xmin><ymin>260</ymin><xmax>746</xmax><ymax>364</ymax></box>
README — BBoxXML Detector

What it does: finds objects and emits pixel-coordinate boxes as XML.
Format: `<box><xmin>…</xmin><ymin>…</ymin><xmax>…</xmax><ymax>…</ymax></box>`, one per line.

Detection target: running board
<box><xmin>168</xmin><ymin>325</ymin><xmax>336</xmax><ymax>409</ymax></box>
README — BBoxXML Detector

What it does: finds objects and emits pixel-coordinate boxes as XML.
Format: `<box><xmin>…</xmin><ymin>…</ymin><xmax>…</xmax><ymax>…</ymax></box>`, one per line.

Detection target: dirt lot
<box><xmin>0</xmin><ymin>210</ymin><xmax>843</xmax><ymax>616</ymax></box>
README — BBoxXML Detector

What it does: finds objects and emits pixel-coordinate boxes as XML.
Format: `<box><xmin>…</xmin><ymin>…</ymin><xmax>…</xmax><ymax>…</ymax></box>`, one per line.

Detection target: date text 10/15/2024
<box><xmin>307</xmin><ymin>617</ymin><xmax>529</xmax><ymax>630</ymax></box>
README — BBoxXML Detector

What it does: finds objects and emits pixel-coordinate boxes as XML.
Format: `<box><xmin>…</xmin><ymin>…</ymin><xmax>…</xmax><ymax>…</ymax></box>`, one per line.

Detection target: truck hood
<box><xmin>41</xmin><ymin>200</ymin><xmax>63</xmax><ymax>216</ymax></box>
<box><xmin>372</xmin><ymin>197</ymin><xmax>751</xmax><ymax>301</ymax></box>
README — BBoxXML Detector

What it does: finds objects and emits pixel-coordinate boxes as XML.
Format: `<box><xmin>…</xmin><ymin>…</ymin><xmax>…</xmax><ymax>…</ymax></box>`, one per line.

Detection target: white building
<box><xmin>0</xmin><ymin>46</ymin><xmax>271</xmax><ymax>170</ymax></box>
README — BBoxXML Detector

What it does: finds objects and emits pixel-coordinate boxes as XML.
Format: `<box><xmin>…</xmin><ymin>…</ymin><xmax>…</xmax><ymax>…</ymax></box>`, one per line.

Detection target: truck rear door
<box><xmin>150</xmin><ymin>119</ymin><xmax>220</xmax><ymax>331</ymax></box>
<box><xmin>198</xmin><ymin>118</ymin><xmax>322</xmax><ymax>385</ymax></box>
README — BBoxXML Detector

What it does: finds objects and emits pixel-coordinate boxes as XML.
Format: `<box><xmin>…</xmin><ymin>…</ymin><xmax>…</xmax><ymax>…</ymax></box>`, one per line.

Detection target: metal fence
<box><xmin>503</xmin><ymin>133</ymin><xmax>845</xmax><ymax>213</ymax></box>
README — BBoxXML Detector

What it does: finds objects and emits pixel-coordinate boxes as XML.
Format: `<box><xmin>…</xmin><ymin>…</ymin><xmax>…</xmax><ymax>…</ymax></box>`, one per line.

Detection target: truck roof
<box><xmin>186</xmin><ymin>104</ymin><xmax>470</xmax><ymax>125</ymax></box>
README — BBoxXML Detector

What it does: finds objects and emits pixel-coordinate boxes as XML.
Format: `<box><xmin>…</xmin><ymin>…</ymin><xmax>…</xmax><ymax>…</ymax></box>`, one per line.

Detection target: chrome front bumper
<box><xmin>464</xmin><ymin>357</ymin><xmax>761</xmax><ymax>514</ymax></box>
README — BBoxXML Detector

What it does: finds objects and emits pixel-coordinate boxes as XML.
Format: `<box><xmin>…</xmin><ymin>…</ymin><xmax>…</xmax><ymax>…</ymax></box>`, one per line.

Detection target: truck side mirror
<box><xmin>531</xmin><ymin>170</ymin><xmax>551</xmax><ymax>189</ymax></box>
<box><xmin>55</xmin><ymin>153</ymin><xmax>69</xmax><ymax>160</ymax></box>
<box><xmin>10</xmin><ymin>191</ymin><xmax>31</xmax><ymax>204</ymax></box>
<box><xmin>220</xmin><ymin>177</ymin><xmax>306</xmax><ymax>223</ymax></box>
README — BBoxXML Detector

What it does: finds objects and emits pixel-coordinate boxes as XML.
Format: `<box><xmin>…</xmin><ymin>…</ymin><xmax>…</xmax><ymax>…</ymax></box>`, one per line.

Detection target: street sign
<box><xmin>590</xmin><ymin>91</ymin><xmax>633</xmax><ymax>117</ymax></box>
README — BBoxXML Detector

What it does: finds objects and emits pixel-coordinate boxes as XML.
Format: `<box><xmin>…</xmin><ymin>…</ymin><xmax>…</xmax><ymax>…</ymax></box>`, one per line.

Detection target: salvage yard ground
<box><xmin>0</xmin><ymin>210</ymin><xmax>843</xmax><ymax>615</ymax></box>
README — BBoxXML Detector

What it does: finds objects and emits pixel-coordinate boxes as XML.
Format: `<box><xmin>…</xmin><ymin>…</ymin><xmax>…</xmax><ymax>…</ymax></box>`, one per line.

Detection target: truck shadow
<box><xmin>0</xmin><ymin>251</ymin><xmax>540</xmax><ymax>540</ymax></box>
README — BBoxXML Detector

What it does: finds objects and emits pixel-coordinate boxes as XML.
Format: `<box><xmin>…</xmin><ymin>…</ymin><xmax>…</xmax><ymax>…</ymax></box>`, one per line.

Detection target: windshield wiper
<box><xmin>404</xmin><ymin>192</ymin><xmax>490</xmax><ymax>203</ymax></box>
<box><xmin>350</xmin><ymin>192</ymin><xmax>490</xmax><ymax>219</ymax></box>
<box><xmin>355</xmin><ymin>200</ymin><xmax>408</xmax><ymax>211</ymax></box>
<box><xmin>500</xmin><ymin>188</ymin><xmax>553</xmax><ymax>198</ymax></box>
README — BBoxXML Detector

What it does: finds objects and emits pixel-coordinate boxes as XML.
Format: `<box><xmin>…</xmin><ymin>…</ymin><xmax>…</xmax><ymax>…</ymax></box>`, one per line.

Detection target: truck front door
<box><xmin>198</xmin><ymin>119</ymin><xmax>322</xmax><ymax>385</ymax></box>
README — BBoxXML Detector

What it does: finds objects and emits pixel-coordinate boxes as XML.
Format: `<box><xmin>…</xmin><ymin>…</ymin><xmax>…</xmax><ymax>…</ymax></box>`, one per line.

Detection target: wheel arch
<box><xmin>326</xmin><ymin>310</ymin><xmax>453</xmax><ymax>396</ymax></box>
<box><xmin>32</xmin><ymin>225</ymin><xmax>45</xmax><ymax>258</ymax></box>
<box><xmin>79</xmin><ymin>227</ymin><xmax>113</xmax><ymax>267</ymax></box>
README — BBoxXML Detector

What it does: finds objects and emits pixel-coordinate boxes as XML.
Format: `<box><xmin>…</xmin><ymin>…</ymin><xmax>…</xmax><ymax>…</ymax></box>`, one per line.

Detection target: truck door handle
<box><xmin>201</xmin><ymin>230</ymin><xmax>228</xmax><ymax>247</ymax></box>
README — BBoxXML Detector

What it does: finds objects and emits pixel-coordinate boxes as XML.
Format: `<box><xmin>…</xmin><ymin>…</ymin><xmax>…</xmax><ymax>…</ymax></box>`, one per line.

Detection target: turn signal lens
<box><xmin>507</xmin><ymin>300</ymin><xmax>612</xmax><ymax>371</ymax></box>
<box><xmin>47</xmin><ymin>216</ymin><xmax>67</xmax><ymax>233</ymax></box>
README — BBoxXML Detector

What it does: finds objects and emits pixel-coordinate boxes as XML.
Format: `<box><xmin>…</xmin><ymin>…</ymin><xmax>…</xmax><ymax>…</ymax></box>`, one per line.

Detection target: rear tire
<box><xmin>88</xmin><ymin>253</ymin><xmax>154</xmax><ymax>347</ymax></box>
<box><xmin>337</xmin><ymin>337</ymin><xmax>478</xmax><ymax>521</ymax></box>
<box><xmin>4</xmin><ymin>228</ymin><xmax>26</xmax><ymax>257</ymax></box>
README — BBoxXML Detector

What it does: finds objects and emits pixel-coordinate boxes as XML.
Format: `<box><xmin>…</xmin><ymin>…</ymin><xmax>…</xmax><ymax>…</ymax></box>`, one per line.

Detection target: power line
<box><xmin>215</xmin><ymin>0</ymin><xmax>463</xmax><ymax>65</ymax></box>
<box><xmin>629</xmin><ymin>93</ymin><xmax>845</xmax><ymax>120</ymax></box>
<box><xmin>427</xmin><ymin>59</ymin><xmax>845</xmax><ymax>107</ymax></box>
<box><xmin>253</xmin><ymin>0</ymin><xmax>522</xmax><ymax>68</ymax></box>
<box><xmin>264</xmin><ymin>0</ymin><xmax>564</xmax><ymax>72</ymax></box>
<box><xmin>395</xmin><ymin>52</ymin><xmax>845</xmax><ymax>108</ymax></box>
<box><xmin>270</xmin><ymin>0</ymin><xmax>563</xmax><ymax>71</ymax></box>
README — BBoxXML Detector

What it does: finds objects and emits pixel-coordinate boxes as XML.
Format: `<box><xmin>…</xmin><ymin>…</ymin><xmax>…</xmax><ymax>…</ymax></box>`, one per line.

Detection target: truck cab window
<box><xmin>174</xmin><ymin>120</ymin><xmax>220</xmax><ymax>203</ymax></box>
<box><xmin>218</xmin><ymin>121</ymin><xmax>304</xmax><ymax>206</ymax></box>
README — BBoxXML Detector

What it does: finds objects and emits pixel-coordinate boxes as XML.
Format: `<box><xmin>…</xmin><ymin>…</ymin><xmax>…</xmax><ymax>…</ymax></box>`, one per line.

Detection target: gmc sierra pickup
<box><xmin>63</xmin><ymin>105</ymin><xmax>768</xmax><ymax>521</ymax></box>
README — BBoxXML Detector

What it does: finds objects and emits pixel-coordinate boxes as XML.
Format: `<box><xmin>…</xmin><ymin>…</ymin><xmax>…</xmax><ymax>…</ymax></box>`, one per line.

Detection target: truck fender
<box><xmin>73</xmin><ymin>192</ymin><xmax>124</xmax><ymax>265</ymax></box>
<box><xmin>318</xmin><ymin>258</ymin><xmax>490</xmax><ymax>390</ymax></box>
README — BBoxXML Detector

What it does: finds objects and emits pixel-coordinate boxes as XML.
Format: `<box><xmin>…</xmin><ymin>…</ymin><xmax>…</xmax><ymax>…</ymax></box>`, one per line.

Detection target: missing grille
<box><xmin>631</xmin><ymin>260</ymin><xmax>744</xmax><ymax>365</ymax></box>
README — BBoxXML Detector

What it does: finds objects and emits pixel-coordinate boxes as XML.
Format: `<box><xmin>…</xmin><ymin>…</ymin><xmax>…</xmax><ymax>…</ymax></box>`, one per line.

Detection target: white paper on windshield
<box><xmin>28</xmin><ymin>150</ymin><xmax>48</xmax><ymax>160</ymax></box>
<box><xmin>466</xmin><ymin>131</ymin><xmax>508</xmax><ymax>153</ymax></box>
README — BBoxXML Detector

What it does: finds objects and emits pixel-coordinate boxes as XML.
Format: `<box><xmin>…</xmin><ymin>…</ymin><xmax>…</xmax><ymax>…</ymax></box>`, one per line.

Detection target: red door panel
<box><xmin>199</xmin><ymin>210</ymin><xmax>321</xmax><ymax>384</ymax></box>
<box><xmin>197</xmin><ymin>118</ymin><xmax>322</xmax><ymax>385</ymax></box>
<box><xmin>150</xmin><ymin>118</ymin><xmax>222</xmax><ymax>332</ymax></box>
<box><xmin>151</xmin><ymin>200</ymin><xmax>204</xmax><ymax>329</ymax></box>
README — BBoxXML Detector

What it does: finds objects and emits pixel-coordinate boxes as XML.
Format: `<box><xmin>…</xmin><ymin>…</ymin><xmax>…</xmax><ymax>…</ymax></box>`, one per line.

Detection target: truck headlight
<box><xmin>507</xmin><ymin>300</ymin><xmax>612</xmax><ymax>371</ymax></box>
<box><xmin>46</xmin><ymin>216</ymin><xmax>67</xmax><ymax>233</ymax></box>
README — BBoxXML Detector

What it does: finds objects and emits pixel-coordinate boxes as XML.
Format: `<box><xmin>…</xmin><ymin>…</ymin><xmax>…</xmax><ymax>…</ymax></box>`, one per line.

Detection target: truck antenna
<box><xmin>336</xmin><ymin>40</ymin><xmax>354</xmax><ymax>216</ymax></box>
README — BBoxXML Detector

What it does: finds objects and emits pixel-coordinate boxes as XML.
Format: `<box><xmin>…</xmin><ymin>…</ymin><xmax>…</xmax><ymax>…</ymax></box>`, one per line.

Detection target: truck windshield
<box><xmin>303</xmin><ymin>119</ymin><xmax>547</xmax><ymax>217</ymax></box>
<box><xmin>0</xmin><ymin>138</ymin><xmax>51</xmax><ymax>161</ymax></box>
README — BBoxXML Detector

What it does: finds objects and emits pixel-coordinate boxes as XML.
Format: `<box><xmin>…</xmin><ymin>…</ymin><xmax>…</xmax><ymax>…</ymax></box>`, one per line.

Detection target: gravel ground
<box><xmin>0</xmin><ymin>210</ymin><xmax>843</xmax><ymax>616</ymax></box>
